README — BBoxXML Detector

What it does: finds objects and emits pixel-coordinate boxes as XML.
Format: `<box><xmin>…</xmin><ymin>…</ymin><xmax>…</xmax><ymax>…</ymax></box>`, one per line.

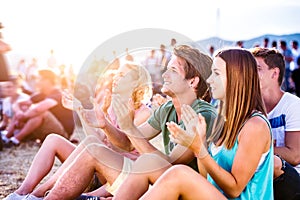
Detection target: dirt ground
<box><xmin>0</xmin><ymin>129</ymin><xmax>83</xmax><ymax>199</ymax></box>
<box><xmin>0</xmin><ymin>140</ymin><xmax>53</xmax><ymax>199</ymax></box>
<box><xmin>0</xmin><ymin>127</ymin><xmax>163</xmax><ymax>199</ymax></box>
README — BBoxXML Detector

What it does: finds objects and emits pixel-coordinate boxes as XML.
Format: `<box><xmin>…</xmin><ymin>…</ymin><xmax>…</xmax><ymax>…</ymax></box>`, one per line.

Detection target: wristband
<box><xmin>194</xmin><ymin>145</ymin><xmax>209</xmax><ymax>159</ymax></box>
<box><xmin>275</xmin><ymin>154</ymin><xmax>286</xmax><ymax>170</ymax></box>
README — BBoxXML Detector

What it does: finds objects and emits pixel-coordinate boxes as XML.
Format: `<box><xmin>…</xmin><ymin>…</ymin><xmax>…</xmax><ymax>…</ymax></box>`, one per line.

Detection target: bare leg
<box><xmin>113</xmin><ymin>153</ymin><xmax>171</xmax><ymax>200</ymax></box>
<box><xmin>14</xmin><ymin>115</ymin><xmax>44</xmax><ymax>141</ymax></box>
<box><xmin>31</xmin><ymin>135</ymin><xmax>101</xmax><ymax>197</ymax></box>
<box><xmin>44</xmin><ymin>143</ymin><xmax>125</xmax><ymax>200</ymax></box>
<box><xmin>140</xmin><ymin>165</ymin><xmax>226</xmax><ymax>200</ymax></box>
<box><xmin>15</xmin><ymin>134</ymin><xmax>76</xmax><ymax>195</ymax></box>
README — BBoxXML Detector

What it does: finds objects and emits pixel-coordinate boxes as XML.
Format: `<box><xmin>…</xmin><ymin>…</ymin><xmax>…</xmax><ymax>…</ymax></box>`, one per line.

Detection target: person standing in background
<box><xmin>0</xmin><ymin>22</ymin><xmax>10</xmax><ymax>151</ymax></box>
<box><xmin>279</xmin><ymin>40</ymin><xmax>293</xmax><ymax>92</ymax></box>
<box><xmin>292</xmin><ymin>56</ymin><xmax>300</xmax><ymax>98</ymax></box>
<box><xmin>0</xmin><ymin>22</ymin><xmax>10</xmax><ymax>82</ymax></box>
<box><xmin>291</xmin><ymin>40</ymin><xmax>300</xmax><ymax>71</ymax></box>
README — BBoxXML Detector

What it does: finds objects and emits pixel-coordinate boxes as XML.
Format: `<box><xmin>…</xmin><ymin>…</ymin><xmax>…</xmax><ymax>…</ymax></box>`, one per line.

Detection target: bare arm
<box><xmin>202</xmin><ymin>118</ymin><xmax>270</xmax><ymax>198</ymax></box>
<box><xmin>169</xmin><ymin>105</ymin><xmax>271</xmax><ymax>198</ymax></box>
<box><xmin>113</xmin><ymin>95</ymin><xmax>194</xmax><ymax>164</ymax></box>
<box><xmin>23</xmin><ymin>98</ymin><xmax>57</xmax><ymax>118</ymax></box>
<box><xmin>124</xmin><ymin>123</ymin><xmax>195</xmax><ymax>165</ymax></box>
<box><xmin>117</xmin><ymin>122</ymin><xmax>163</xmax><ymax>154</ymax></box>
<box><xmin>275</xmin><ymin>131</ymin><xmax>300</xmax><ymax>166</ymax></box>
<box><xmin>81</xmin><ymin>103</ymin><xmax>157</xmax><ymax>152</ymax></box>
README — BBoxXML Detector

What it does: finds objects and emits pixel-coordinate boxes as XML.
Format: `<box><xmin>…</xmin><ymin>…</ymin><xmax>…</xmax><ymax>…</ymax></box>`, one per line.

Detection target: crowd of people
<box><xmin>1</xmin><ymin>28</ymin><xmax>300</xmax><ymax>200</ymax></box>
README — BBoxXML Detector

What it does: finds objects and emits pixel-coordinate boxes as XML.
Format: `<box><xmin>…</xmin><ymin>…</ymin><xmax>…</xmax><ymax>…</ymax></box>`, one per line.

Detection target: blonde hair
<box><xmin>124</xmin><ymin>62</ymin><xmax>153</xmax><ymax>110</ymax></box>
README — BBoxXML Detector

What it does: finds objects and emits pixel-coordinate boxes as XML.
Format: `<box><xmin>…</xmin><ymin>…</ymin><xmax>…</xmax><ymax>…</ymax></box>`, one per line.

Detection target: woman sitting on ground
<box><xmin>4</xmin><ymin>62</ymin><xmax>153</xmax><ymax>200</ymax></box>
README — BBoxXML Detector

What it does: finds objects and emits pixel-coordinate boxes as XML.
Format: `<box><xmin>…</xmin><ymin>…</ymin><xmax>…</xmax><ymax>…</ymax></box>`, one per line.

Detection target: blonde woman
<box><xmin>4</xmin><ymin>62</ymin><xmax>152</xmax><ymax>200</ymax></box>
<box><xmin>42</xmin><ymin>45</ymin><xmax>217</xmax><ymax>200</ymax></box>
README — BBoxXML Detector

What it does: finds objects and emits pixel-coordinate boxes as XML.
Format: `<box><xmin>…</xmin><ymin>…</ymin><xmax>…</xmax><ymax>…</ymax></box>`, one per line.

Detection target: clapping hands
<box><xmin>111</xmin><ymin>94</ymin><xmax>135</xmax><ymax>132</ymax></box>
<box><xmin>167</xmin><ymin>104</ymin><xmax>207</xmax><ymax>153</ymax></box>
<box><xmin>61</xmin><ymin>90</ymin><xmax>82</xmax><ymax>111</ymax></box>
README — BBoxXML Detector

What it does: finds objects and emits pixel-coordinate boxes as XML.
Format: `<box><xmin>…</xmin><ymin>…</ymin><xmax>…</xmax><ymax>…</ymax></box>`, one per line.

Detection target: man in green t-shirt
<box><xmin>42</xmin><ymin>45</ymin><xmax>217</xmax><ymax>200</ymax></box>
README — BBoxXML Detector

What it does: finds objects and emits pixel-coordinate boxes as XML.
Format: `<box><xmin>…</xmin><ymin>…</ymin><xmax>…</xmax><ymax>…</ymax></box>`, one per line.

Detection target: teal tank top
<box><xmin>207</xmin><ymin>112</ymin><xmax>274</xmax><ymax>200</ymax></box>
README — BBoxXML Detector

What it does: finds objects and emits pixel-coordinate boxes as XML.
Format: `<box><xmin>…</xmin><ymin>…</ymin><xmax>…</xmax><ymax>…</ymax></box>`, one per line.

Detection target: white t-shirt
<box><xmin>267</xmin><ymin>92</ymin><xmax>300</xmax><ymax>173</ymax></box>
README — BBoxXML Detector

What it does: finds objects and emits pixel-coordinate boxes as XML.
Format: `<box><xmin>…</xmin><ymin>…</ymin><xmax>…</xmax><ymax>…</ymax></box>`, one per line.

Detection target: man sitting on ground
<box><xmin>3</xmin><ymin>69</ymin><xmax>74</xmax><ymax>145</ymax></box>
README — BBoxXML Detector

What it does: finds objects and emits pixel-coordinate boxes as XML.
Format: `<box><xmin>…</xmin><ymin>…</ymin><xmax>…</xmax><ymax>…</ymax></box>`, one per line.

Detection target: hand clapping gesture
<box><xmin>61</xmin><ymin>90</ymin><xmax>82</xmax><ymax>111</ymax></box>
<box><xmin>79</xmin><ymin>97</ymin><xmax>108</xmax><ymax>129</ymax></box>
<box><xmin>167</xmin><ymin>104</ymin><xmax>208</xmax><ymax>158</ymax></box>
<box><xmin>111</xmin><ymin>94</ymin><xmax>134</xmax><ymax>132</ymax></box>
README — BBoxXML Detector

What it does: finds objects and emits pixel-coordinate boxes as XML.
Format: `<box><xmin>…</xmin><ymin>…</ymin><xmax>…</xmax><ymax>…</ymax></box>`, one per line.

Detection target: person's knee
<box><xmin>151</xmin><ymin>165</ymin><xmax>189</xmax><ymax>187</ymax></box>
<box><xmin>42</xmin><ymin>134</ymin><xmax>68</xmax><ymax>152</ymax></box>
<box><xmin>44</xmin><ymin>133</ymin><xmax>64</xmax><ymax>142</ymax></box>
<box><xmin>166</xmin><ymin>165</ymin><xmax>192</xmax><ymax>178</ymax></box>
<box><xmin>43</xmin><ymin>134</ymin><xmax>66</xmax><ymax>146</ymax></box>
<box><xmin>133</xmin><ymin>153</ymin><xmax>171</xmax><ymax>174</ymax></box>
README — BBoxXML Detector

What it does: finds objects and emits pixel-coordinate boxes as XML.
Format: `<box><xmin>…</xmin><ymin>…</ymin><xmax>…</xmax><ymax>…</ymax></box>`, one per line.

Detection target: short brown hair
<box><xmin>251</xmin><ymin>47</ymin><xmax>285</xmax><ymax>86</ymax></box>
<box><xmin>173</xmin><ymin>45</ymin><xmax>212</xmax><ymax>102</ymax></box>
<box><xmin>38</xmin><ymin>69</ymin><xmax>57</xmax><ymax>84</ymax></box>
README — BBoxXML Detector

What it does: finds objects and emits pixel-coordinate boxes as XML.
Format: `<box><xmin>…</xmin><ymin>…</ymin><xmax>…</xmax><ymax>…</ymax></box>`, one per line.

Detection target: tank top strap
<box><xmin>238</xmin><ymin>111</ymin><xmax>272</xmax><ymax>138</ymax></box>
<box><xmin>250</xmin><ymin>112</ymin><xmax>272</xmax><ymax>132</ymax></box>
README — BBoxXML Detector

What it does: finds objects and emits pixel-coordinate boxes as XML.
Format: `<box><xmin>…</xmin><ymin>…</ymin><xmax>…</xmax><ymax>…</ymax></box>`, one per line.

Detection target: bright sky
<box><xmin>1</xmin><ymin>0</ymin><xmax>300</xmax><ymax>73</ymax></box>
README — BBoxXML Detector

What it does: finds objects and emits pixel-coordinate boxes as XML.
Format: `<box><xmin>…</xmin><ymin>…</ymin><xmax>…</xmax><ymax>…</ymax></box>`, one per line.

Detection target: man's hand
<box><xmin>168</xmin><ymin>104</ymin><xmax>207</xmax><ymax>154</ymax></box>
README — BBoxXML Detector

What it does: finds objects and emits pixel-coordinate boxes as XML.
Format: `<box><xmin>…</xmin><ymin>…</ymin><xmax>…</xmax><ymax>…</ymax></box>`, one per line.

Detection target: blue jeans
<box><xmin>273</xmin><ymin>158</ymin><xmax>300</xmax><ymax>200</ymax></box>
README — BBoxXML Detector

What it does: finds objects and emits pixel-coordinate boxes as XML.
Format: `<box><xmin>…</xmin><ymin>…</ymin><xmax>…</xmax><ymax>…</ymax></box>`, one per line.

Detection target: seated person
<box><xmin>2</xmin><ymin>69</ymin><xmax>74</xmax><ymax>145</ymax></box>
<box><xmin>3</xmin><ymin>62</ymin><xmax>153</xmax><ymax>200</ymax></box>
<box><xmin>119</xmin><ymin>48</ymin><xmax>273</xmax><ymax>200</ymax></box>
<box><xmin>251</xmin><ymin>47</ymin><xmax>300</xmax><ymax>200</ymax></box>
<box><xmin>38</xmin><ymin>45</ymin><xmax>217</xmax><ymax>200</ymax></box>
<box><xmin>0</xmin><ymin>75</ymin><xmax>29</xmax><ymax>132</ymax></box>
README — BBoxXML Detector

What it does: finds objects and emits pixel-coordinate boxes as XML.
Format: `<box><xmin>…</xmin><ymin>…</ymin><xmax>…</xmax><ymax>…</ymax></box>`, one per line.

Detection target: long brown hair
<box><xmin>209</xmin><ymin>48</ymin><xmax>266</xmax><ymax>149</ymax></box>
